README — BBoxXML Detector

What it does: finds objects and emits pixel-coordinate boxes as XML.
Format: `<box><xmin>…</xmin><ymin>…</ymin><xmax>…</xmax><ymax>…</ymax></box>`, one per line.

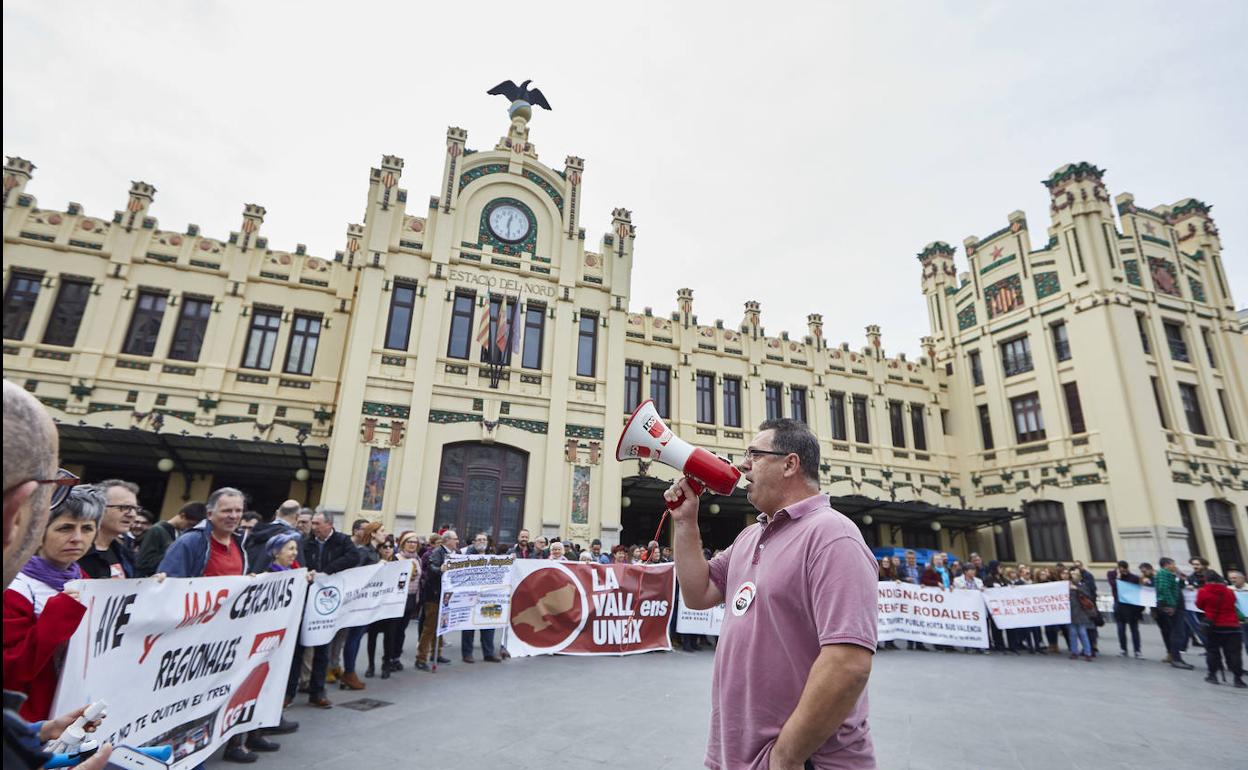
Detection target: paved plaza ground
<box><xmin>208</xmin><ymin>627</ymin><xmax>1243</xmax><ymax>770</ymax></box>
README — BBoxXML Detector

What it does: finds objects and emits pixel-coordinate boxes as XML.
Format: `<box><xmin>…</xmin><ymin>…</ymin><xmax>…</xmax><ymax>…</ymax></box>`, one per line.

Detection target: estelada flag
<box><xmin>507</xmin><ymin>561</ymin><xmax>674</xmax><ymax>657</ymax></box>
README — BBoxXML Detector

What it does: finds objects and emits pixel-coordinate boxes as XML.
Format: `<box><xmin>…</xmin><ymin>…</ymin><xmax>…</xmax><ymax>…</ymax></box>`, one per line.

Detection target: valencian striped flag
<box><xmin>494</xmin><ymin>298</ymin><xmax>510</xmax><ymax>354</ymax></box>
<box><xmin>475</xmin><ymin>299</ymin><xmax>492</xmax><ymax>352</ymax></box>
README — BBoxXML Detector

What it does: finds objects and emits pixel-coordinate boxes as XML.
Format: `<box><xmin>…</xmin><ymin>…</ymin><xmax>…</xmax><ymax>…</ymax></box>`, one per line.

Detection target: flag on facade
<box><xmin>475</xmin><ymin>300</ymin><xmax>492</xmax><ymax>352</ymax></box>
<box><xmin>495</xmin><ymin>297</ymin><xmax>511</xmax><ymax>354</ymax></box>
<box><xmin>510</xmin><ymin>291</ymin><xmax>524</xmax><ymax>355</ymax></box>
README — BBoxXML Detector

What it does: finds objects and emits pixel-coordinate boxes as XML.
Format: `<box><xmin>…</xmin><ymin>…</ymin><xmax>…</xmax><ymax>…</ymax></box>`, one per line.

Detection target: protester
<box><xmin>276</xmin><ymin>500</ymin><xmax>301</xmax><ymax>528</ymax></box>
<box><xmin>75</xmin><ymin>479</ymin><xmax>139</xmax><ymax>579</ymax></box>
<box><xmin>670</xmin><ymin>418</ymin><xmax>877</xmax><ymax>769</ymax></box>
<box><xmin>1067</xmin><ymin>567</ymin><xmax>1097</xmax><ymax>662</ymax></box>
<box><xmin>295</xmin><ymin>508</ymin><xmax>314</xmax><ymax>538</ymax></box>
<box><xmin>457</xmin><ymin>532</ymin><xmax>502</xmax><ymax>663</ymax></box>
<box><xmin>290</xmin><ymin>511</ymin><xmax>361</xmax><ymax>706</ymax></box>
<box><xmin>1194</xmin><ymin>574</ymin><xmax>1246</xmax><ymax>687</ymax></box>
<box><xmin>877</xmin><ymin>556</ymin><xmax>898</xmax><ymax>581</ymax></box>
<box><xmin>386</xmin><ymin>532</ymin><xmax>423</xmax><ymax>677</ymax></box>
<box><xmin>508</xmin><ymin>528</ymin><xmax>539</xmax><ymax>558</ymax></box>
<box><xmin>1229</xmin><ymin>570</ymin><xmax>1248</xmax><ymax>657</ymax></box>
<box><xmin>612</xmin><ymin>545</ymin><xmax>629</xmax><ymax>564</ymax></box>
<box><xmin>532</xmin><ymin>535</ymin><xmax>549</xmax><ymax>559</ymax></box>
<box><xmin>548</xmin><ymin>540</ymin><xmax>569</xmax><ymax>561</ymax></box>
<box><xmin>240</xmin><ymin>511</ymin><xmax>261</xmax><ymax>534</ymax></box>
<box><xmin>1156</xmin><ymin>558</ymin><xmax>1195</xmax><ymax>670</ymax></box>
<box><xmin>1138</xmin><ymin>562</ymin><xmax>1171</xmax><ymax>660</ymax></box>
<box><xmin>135</xmin><ymin>501</ymin><xmax>206</xmax><ymax>577</ymax></box>
<box><xmin>1107</xmin><ymin>560</ymin><xmax>1143</xmax><ymax>658</ymax></box>
<box><xmin>129</xmin><ymin>507</ymin><xmax>156</xmax><ymax>546</ymax></box>
<box><xmin>365</xmin><ymin>539</ymin><xmax>399</xmax><ymax>678</ymax></box>
<box><xmin>415</xmin><ymin>529</ymin><xmax>458</xmax><ymax>671</ymax></box>
<box><xmin>242</xmin><ymin>502</ymin><xmax>298</xmax><ymax>572</ymax></box>
<box><xmin>340</xmin><ymin>521</ymin><xmax>386</xmax><ymax>690</ymax></box>
<box><xmin>982</xmin><ymin>561</ymin><xmax>1009</xmax><ymax>653</ymax></box>
<box><xmin>3</xmin><ymin>485</ymin><xmax>103</xmax><ymax>721</ymax></box>
<box><xmin>588</xmin><ymin>538</ymin><xmax>610</xmax><ymax>564</ymax></box>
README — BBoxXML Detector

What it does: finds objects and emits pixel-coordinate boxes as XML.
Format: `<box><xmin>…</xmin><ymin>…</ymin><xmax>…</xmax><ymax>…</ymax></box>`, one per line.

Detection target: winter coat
<box><xmin>244</xmin><ymin>519</ymin><xmax>297</xmax><ymax>572</ymax></box>
<box><xmin>302</xmin><ymin>530</ymin><xmax>358</xmax><ymax>575</ymax></box>
<box><xmin>157</xmin><ymin>521</ymin><xmax>250</xmax><ymax>578</ymax></box>
<box><xmin>2</xmin><ymin>571</ymin><xmax>87</xmax><ymax>721</ymax></box>
<box><xmin>1195</xmin><ymin>583</ymin><xmax>1241</xmax><ymax>629</ymax></box>
<box><xmin>1069</xmin><ymin>585</ymin><xmax>1096</xmax><ymax>627</ymax></box>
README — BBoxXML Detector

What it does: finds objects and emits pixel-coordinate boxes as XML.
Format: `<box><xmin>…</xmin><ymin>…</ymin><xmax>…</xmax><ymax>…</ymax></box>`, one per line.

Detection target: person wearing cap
<box><xmin>588</xmin><ymin>538</ymin><xmax>610</xmax><ymax>564</ymax></box>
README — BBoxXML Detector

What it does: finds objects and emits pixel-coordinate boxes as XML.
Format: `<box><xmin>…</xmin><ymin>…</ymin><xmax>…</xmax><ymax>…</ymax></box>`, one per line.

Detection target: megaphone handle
<box><xmin>664</xmin><ymin>476</ymin><xmax>706</xmax><ymax>510</ymax></box>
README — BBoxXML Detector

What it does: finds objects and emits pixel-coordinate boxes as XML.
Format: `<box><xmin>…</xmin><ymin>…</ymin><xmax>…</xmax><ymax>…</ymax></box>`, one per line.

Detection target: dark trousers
<box><xmin>1116</xmin><ymin>610</ymin><xmax>1141</xmax><ymax>653</ymax></box>
<box><xmin>461</xmin><ymin>628</ymin><xmax>496</xmax><ymax>659</ymax></box>
<box><xmin>1165</xmin><ymin>608</ymin><xmax>1190</xmax><ymax>661</ymax></box>
<box><xmin>987</xmin><ymin>617</ymin><xmax>1005</xmax><ymax>651</ymax></box>
<box><xmin>1205</xmin><ymin>627</ymin><xmax>1244</xmax><ymax>678</ymax></box>
<box><xmin>1088</xmin><ymin>626</ymin><xmax>1098</xmax><ymax>652</ymax></box>
<box><xmin>286</xmin><ymin>643</ymin><xmax>329</xmax><ymax>699</ymax></box>
<box><xmin>387</xmin><ymin>594</ymin><xmax>419</xmax><ymax>661</ymax></box>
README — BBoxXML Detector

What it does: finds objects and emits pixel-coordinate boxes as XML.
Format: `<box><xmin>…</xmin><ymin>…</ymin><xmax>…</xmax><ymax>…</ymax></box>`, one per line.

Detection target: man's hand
<box><xmin>662</xmin><ymin>477</ymin><xmax>701</xmax><ymax>526</ymax></box>
<box><xmin>38</xmin><ymin>705</ymin><xmax>102</xmax><ymax>742</ymax></box>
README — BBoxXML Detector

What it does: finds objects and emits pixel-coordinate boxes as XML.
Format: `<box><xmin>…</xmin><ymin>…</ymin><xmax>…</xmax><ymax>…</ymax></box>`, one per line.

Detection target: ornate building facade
<box><xmin>4</xmin><ymin>109</ymin><xmax>1246</xmax><ymax>573</ymax></box>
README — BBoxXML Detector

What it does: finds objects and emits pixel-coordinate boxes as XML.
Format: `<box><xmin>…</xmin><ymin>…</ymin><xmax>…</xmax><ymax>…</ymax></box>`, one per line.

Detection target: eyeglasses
<box><xmin>107</xmin><ymin>504</ymin><xmax>142</xmax><ymax>514</ymax></box>
<box><xmin>744</xmin><ymin>448</ymin><xmax>789</xmax><ymax>460</ymax></box>
<box><xmin>35</xmin><ymin>469</ymin><xmax>80</xmax><ymax>511</ymax></box>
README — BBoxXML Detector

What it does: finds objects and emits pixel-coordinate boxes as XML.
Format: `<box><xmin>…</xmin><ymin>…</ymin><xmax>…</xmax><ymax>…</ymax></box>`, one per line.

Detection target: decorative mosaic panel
<box><xmin>1187</xmin><ymin>277</ymin><xmax>1206</xmax><ymax>303</ymax></box>
<box><xmin>956</xmin><ymin>304</ymin><xmax>978</xmax><ymax>330</ymax></box>
<box><xmin>363</xmin><ymin>401</ymin><xmax>410</xmax><ymax>419</ymax></box>
<box><xmin>1033</xmin><ymin>271</ymin><xmax>1061</xmax><ymax>299</ymax></box>
<box><xmin>428</xmin><ymin>409</ymin><xmax>482</xmax><ymax>425</ymax></box>
<box><xmin>1123</xmin><ymin>259</ymin><xmax>1142</xmax><ymax>286</ymax></box>
<box><xmin>458</xmin><ymin>163</ymin><xmax>507</xmax><ymax>192</ymax></box>
<box><xmin>361</xmin><ymin>447</ymin><xmax>389</xmax><ymax>511</ymax></box>
<box><xmin>522</xmin><ymin>170</ymin><xmax>564</xmax><ymax>212</ymax></box>
<box><xmin>570</xmin><ymin>465</ymin><xmax>590</xmax><ymax>525</ymax></box>
<box><xmin>1147</xmin><ymin>257</ymin><xmax>1181</xmax><ymax>296</ymax></box>
<box><xmin>566</xmin><ymin>424</ymin><xmax>605</xmax><ymax>440</ymax></box>
<box><xmin>499</xmin><ymin>417</ymin><xmax>548</xmax><ymax>434</ymax></box>
<box><xmin>984</xmin><ymin>274</ymin><xmax>1024</xmax><ymax>319</ymax></box>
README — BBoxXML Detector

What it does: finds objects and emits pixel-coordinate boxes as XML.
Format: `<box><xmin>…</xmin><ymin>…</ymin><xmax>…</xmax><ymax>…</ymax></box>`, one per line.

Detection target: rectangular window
<box><xmin>723</xmin><ymin>377</ymin><xmax>742</xmax><ymax>428</ymax></box>
<box><xmin>977</xmin><ymin>404</ymin><xmax>994</xmax><ymax>450</ymax></box>
<box><xmin>1178</xmin><ymin>382</ymin><xmax>1207</xmax><ymax>435</ymax></box>
<box><xmin>969</xmin><ymin>350</ymin><xmax>984</xmax><ymax>386</ymax></box>
<box><xmin>1000</xmin><ymin>335</ymin><xmax>1034</xmax><ymax>377</ymax></box>
<box><xmin>994</xmin><ymin>521</ymin><xmax>1016</xmax><ymax>562</ymax></box>
<box><xmin>167</xmin><ymin>297</ymin><xmax>212</xmax><ymax>361</ymax></box>
<box><xmin>1010</xmin><ymin>392</ymin><xmax>1046</xmax><ymax>443</ymax></box>
<box><xmin>624</xmin><ymin>362</ymin><xmax>642</xmax><ymax>413</ymax></box>
<box><xmin>829</xmin><ymin>392</ymin><xmax>847</xmax><ymax>441</ymax></box>
<box><xmin>41</xmin><ymin>278</ymin><xmax>92</xmax><ymax>347</ymax></box>
<box><xmin>1062</xmin><ymin>381</ymin><xmax>1086</xmax><ymax>434</ymax></box>
<box><xmin>1136</xmin><ymin>313</ymin><xmax>1152</xmax><ymax>354</ymax></box>
<box><xmin>910</xmin><ymin>403</ymin><xmax>927</xmax><ymax>451</ymax></box>
<box><xmin>241</xmin><ymin>308</ymin><xmax>280</xmax><ymax>369</ymax></box>
<box><xmin>446</xmin><ymin>293</ymin><xmax>475</xmax><ymax>359</ymax></box>
<box><xmin>1080</xmin><ymin>501</ymin><xmax>1116</xmax><ymax>563</ymax></box>
<box><xmin>1151</xmin><ymin>376</ymin><xmax>1170</xmax><ymax>429</ymax></box>
<box><xmin>888</xmin><ymin>401</ymin><xmax>906</xmax><ymax>448</ymax></box>
<box><xmin>384</xmin><ymin>283</ymin><xmax>417</xmax><ymax>350</ymax></box>
<box><xmin>521</xmin><ymin>305</ymin><xmax>545</xmax><ymax>370</ymax></box>
<box><xmin>696</xmin><ymin>373</ymin><xmax>715</xmax><ymax>424</ymax></box>
<box><xmin>2</xmin><ymin>271</ymin><xmax>42</xmax><ymax>340</ymax></box>
<box><xmin>765</xmin><ymin>383</ymin><xmax>783</xmax><ymax>421</ymax></box>
<box><xmin>1051</xmin><ymin>321</ymin><xmax>1071</xmax><ymax>362</ymax></box>
<box><xmin>576</xmin><ymin>313</ymin><xmax>598</xmax><ymax>377</ymax></box>
<box><xmin>1217</xmin><ymin>389</ymin><xmax>1238</xmax><ymax>440</ymax></box>
<box><xmin>1201</xmin><ymin>328</ymin><xmax>1217</xmax><ymax>368</ymax></box>
<box><xmin>650</xmin><ymin>366</ymin><xmax>671</xmax><ymax>418</ymax></box>
<box><xmin>284</xmin><ymin>314</ymin><xmax>321</xmax><ymax>376</ymax></box>
<box><xmin>1025</xmin><ymin>500</ymin><xmax>1073</xmax><ymax>562</ymax></box>
<box><xmin>1178</xmin><ymin>500</ymin><xmax>1201</xmax><ymax>559</ymax></box>
<box><xmin>479</xmin><ymin>297</ymin><xmax>515</xmax><ymax>366</ymax></box>
<box><xmin>852</xmin><ymin>394</ymin><xmax>870</xmax><ymax>444</ymax></box>
<box><xmin>1163</xmin><ymin>320</ymin><xmax>1188</xmax><ymax>362</ymax></box>
<box><xmin>790</xmin><ymin>387</ymin><xmax>808</xmax><ymax>424</ymax></box>
<box><xmin>122</xmin><ymin>291</ymin><xmax>168</xmax><ymax>357</ymax></box>
<box><xmin>940</xmin><ymin>408</ymin><xmax>950</xmax><ymax>436</ymax></box>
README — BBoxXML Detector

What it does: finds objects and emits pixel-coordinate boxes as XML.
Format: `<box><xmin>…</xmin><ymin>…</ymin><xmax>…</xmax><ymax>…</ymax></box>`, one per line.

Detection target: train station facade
<box><xmin>3</xmin><ymin>108</ymin><xmax>1246</xmax><ymax>573</ymax></box>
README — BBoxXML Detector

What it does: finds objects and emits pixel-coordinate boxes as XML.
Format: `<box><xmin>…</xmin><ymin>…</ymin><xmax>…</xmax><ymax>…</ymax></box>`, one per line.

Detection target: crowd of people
<box><xmin>876</xmin><ymin>549</ymin><xmax>1246</xmax><ymax>686</ymax></box>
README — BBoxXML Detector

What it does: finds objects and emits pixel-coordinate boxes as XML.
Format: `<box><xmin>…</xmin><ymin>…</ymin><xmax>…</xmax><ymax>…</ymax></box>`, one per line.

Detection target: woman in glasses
<box><xmin>2</xmin><ymin>484</ymin><xmax>104</xmax><ymax>720</ymax></box>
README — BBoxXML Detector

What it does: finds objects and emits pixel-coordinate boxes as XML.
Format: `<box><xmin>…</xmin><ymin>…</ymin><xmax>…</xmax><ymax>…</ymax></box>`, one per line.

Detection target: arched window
<box><xmin>434</xmin><ymin>443</ymin><xmax>527</xmax><ymax>546</ymax></box>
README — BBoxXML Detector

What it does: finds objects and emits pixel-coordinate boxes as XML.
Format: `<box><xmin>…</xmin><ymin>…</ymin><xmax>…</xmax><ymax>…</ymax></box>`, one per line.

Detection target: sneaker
<box><xmin>436</xmin><ymin>656</ymin><xmax>452</xmax><ymax>664</ymax></box>
<box><xmin>1118</xmin><ymin>650</ymin><xmax>1128</xmax><ymax>657</ymax></box>
<box><xmin>414</xmin><ymin>661</ymin><xmax>430</xmax><ymax>671</ymax></box>
<box><xmin>1134</xmin><ymin>651</ymin><xmax>1144</xmax><ymax>659</ymax></box>
<box><xmin>1170</xmin><ymin>660</ymin><xmax>1195</xmax><ymax>671</ymax></box>
<box><xmin>1234</xmin><ymin>678</ymin><xmax>1246</xmax><ymax>689</ymax></box>
<box><xmin>1082</xmin><ymin>655</ymin><xmax>1093</xmax><ymax>662</ymax></box>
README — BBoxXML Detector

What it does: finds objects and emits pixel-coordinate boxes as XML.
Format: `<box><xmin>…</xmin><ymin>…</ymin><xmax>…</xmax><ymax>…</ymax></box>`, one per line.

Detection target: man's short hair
<box><xmin>1139</xmin><ymin>562</ymin><xmax>1153</xmax><ymax>571</ymax></box>
<box><xmin>179</xmin><ymin>501</ymin><xmax>208</xmax><ymax>524</ymax></box>
<box><xmin>757</xmin><ymin>418</ymin><xmax>820</xmax><ymax>484</ymax></box>
<box><xmin>242</xmin><ymin>511</ymin><xmax>261</xmax><ymax>523</ymax></box>
<box><xmin>311</xmin><ymin>510</ymin><xmax>333</xmax><ymax>524</ymax></box>
<box><xmin>1191</xmin><ymin>557</ymin><xmax>1210</xmax><ymax>567</ymax></box>
<box><xmin>52</xmin><ymin>484</ymin><xmax>106</xmax><ymax>525</ymax></box>
<box><xmin>591</xmin><ymin>539</ymin><xmax>602</xmax><ymax>546</ymax></box>
<box><xmin>1206</xmin><ymin>572</ymin><xmax>1226</xmax><ymax>584</ymax></box>
<box><xmin>351</xmin><ymin>518</ymin><xmax>368</xmax><ymax>533</ymax></box>
<box><xmin>137</xmin><ymin>508</ymin><xmax>158</xmax><ymax>524</ymax></box>
<box><xmin>1117</xmin><ymin>560</ymin><xmax>1129</xmax><ymax>569</ymax></box>
<box><xmin>98</xmin><ymin>478</ymin><xmax>140</xmax><ymax>496</ymax></box>
<box><xmin>905</xmin><ymin>550</ymin><xmax>916</xmax><ymax>557</ymax></box>
<box><xmin>1158</xmin><ymin>557</ymin><xmax>1174</xmax><ymax>568</ymax></box>
<box><xmin>206</xmin><ymin>487</ymin><xmax>245</xmax><ymax>512</ymax></box>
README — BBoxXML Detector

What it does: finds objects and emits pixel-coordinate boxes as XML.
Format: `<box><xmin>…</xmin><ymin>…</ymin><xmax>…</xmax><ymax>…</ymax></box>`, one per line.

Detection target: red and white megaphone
<box><xmin>616</xmin><ymin>399</ymin><xmax>741</xmax><ymax>509</ymax></box>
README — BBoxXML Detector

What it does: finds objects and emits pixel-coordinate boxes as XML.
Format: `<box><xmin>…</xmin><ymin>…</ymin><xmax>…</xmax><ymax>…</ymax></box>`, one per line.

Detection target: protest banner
<box><xmin>877</xmin><ymin>584</ymin><xmax>989</xmax><ymax>648</ymax></box>
<box><xmin>675</xmin><ymin>593</ymin><xmax>724</xmax><ymax>636</ymax></box>
<box><xmin>982</xmin><ymin>582</ymin><xmax>1071</xmax><ymax>629</ymax></box>
<box><xmin>507</xmin><ymin>561</ymin><xmax>674</xmax><ymax>657</ymax></box>
<box><xmin>300</xmin><ymin>559</ymin><xmax>410</xmax><ymax>646</ymax></box>
<box><xmin>437</xmin><ymin>554</ymin><xmax>515</xmax><ymax>636</ymax></box>
<box><xmin>53</xmin><ymin>571</ymin><xmax>307</xmax><ymax>770</ymax></box>
<box><xmin>1237</xmin><ymin>592</ymin><xmax>1248</xmax><ymax>617</ymax></box>
<box><xmin>1115</xmin><ymin>581</ymin><xmax>1156</xmax><ymax>608</ymax></box>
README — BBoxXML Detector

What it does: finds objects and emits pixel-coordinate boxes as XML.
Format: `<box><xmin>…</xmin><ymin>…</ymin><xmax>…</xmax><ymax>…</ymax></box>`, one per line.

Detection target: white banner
<box><xmin>877</xmin><ymin>584</ymin><xmax>989</xmax><ymax>648</ymax></box>
<box><xmin>437</xmin><ymin>554</ymin><xmax>515</xmax><ymax>637</ymax></box>
<box><xmin>675</xmin><ymin>593</ymin><xmax>724</xmax><ymax>636</ymax></box>
<box><xmin>52</xmin><ymin>571</ymin><xmax>307</xmax><ymax>770</ymax></box>
<box><xmin>982</xmin><ymin>582</ymin><xmax>1072</xmax><ymax>629</ymax></box>
<box><xmin>300</xmin><ymin>560</ymin><xmax>410</xmax><ymax>646</ymax></box>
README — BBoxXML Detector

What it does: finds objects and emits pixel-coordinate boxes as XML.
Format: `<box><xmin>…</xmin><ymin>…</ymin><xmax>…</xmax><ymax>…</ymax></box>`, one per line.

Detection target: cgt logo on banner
<box><xmin>507</xmin><ymin>562</ymin><xmax>674</xmax><ymax>657</ymax></box>
<box><xmin>876</xmin><ymin>584</ymin><xmax>989</xmax><ymax>648</ymax></box>
<box><xmin>300</xmin><ymin>560</ymin><xmax>410</xmax><ymax>646</ymax></box>
<box><xmin>982</xmin><ymin>582</ymin><xmax>1071</xmax><ymax>629</ymax></box>
<box><xmin>52</xmin><ymin>571</ymin><xmax>307</xmax><ymax>770</ymax></box>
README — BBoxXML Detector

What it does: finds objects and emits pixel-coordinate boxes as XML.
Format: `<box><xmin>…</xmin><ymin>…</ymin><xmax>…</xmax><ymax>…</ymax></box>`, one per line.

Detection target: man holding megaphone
<box><xmin>663</xmin><ymin>418</ymin><xmax>878</xmax><ymax>770</ymax></box>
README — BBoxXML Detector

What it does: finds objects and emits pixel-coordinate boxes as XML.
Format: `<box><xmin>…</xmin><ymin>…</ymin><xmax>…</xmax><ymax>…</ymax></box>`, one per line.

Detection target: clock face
<box><xmin>488</xmin><ymin>204</ymin><xmax>531</xmax><ymax>243</ymax></box>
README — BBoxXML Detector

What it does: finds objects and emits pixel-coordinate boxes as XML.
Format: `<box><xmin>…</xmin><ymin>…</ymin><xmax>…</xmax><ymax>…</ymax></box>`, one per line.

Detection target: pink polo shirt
<box><xmin>705</xmin><ymin>493</ymin><xmax>877</xmax><ymax>770</ymax></box>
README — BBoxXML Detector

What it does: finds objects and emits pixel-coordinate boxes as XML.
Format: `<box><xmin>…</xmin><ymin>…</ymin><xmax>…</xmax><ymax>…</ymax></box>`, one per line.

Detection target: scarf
<box><xmin>19</xmin><ymin>555</ymin><xmax>82</xmax><ymax>592</ymax></box>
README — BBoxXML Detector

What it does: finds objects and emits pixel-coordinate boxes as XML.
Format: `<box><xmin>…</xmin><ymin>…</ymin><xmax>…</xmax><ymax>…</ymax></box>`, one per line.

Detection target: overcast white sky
<box><xmin>4</xmin><ymin>1</ymin><xmax>1245</xmax><ymax>356</ymax></box>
